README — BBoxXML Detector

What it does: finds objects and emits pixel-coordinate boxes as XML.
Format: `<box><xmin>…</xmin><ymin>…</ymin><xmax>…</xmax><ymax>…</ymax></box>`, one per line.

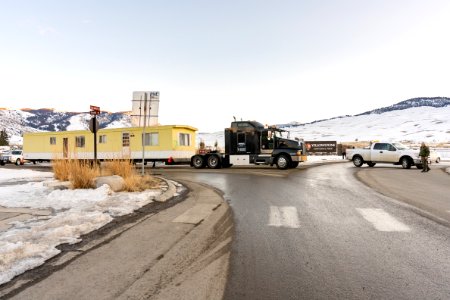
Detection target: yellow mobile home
<box><xmin>23</xmin><ymin>125</ymin><xmax>197</xmax><ymax>164</ymax></box>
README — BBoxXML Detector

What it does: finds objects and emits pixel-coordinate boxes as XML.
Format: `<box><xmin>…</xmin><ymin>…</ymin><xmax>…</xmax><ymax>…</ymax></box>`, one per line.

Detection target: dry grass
<box><xmin>69</xmin><ymin>161</ymin><xmax>100</xmax><ymax>189</ymax></box>
<box><xmin>103</xmin><ymin>159</ymin><xmax>161</xmax><ymax>192</ymax></box>
<box><xmin>52</xmin><ymin>160</ymin><xmax>100</xmax><ymax>189</ymax></box>
<box><xmin>101</xmin><ymin>159</ymin><xmax>134</xmax><ymax>178</ymax></box>
<box><xmin>52</xmin><ymin>159</ymin><xmax>72</xmax><ymax>181</ymax></box>
<box><xmin>52</xmin><ymin>159</ymin><xmax>160</xmax><ymax>191</ymax></box>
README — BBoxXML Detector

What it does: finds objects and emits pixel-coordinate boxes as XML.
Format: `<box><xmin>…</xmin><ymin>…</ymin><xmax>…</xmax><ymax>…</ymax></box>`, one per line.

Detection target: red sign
<box><xmin>90</xmin><ymin>105</ymin><xmax>100</xmax><ymax>115</ymax></box>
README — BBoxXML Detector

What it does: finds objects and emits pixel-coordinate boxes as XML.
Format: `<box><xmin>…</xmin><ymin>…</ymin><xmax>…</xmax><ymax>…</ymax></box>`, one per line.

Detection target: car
<box><xmin>429</xmin><ymin>150</ymin><xmax>441</xmax><ymax>164</ymax></box>
<box><xmin>10</xmin><ymin>150</ymin><xmax>24</xmax><ymax>165</ymax></box>
<box><xmin>0</xmin><ymin>150</ymin><xmax>25</xmax><ymax>166</ymax></box>
<box><xmin>0</xmin><ymin>151</ymin><xmax>10</xmax><ymax>166</ymax></box>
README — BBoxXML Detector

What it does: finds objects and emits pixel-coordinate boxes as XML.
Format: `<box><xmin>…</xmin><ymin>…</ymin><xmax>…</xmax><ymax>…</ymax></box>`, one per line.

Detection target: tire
<box><xmin>416</xmin><ymin>164</ymin><xmax>423</xmax><ymax>169</ymax></box>
<box><xmin>276</xmin><ymin>154</ymin><xmax>290</xmax><ymax>170</ymax></box>
<box><xmin>401</xmin><ymin>157</ymin><xmax>411</xmax><ymax>169</ymax></box>
<box><xmin>192</xmin><ymin>155</ymin><xmax>205</xmax><ymax>169</ymax></box>
<box><xmin>207</xmin><ymin>155</ymin><xmax>221</xmax><ymax>169</ymax></box>
<box><xmin>436</xmin><ymin>157</ymin><xmax>440</xmax><ymax>163</ymax></box>
<box><xmin>0</xmin><ymin>161</ymin><xmax>4</xmax><ymax>166</ymax></box>
<box><xmin>352</xmin><ymin>156</ymin><xmax>364</xmax><ymax>167</ymax></box>
<box><xmin>367</xmin><ymin>162</ymin><xmax>376</xmax><ymax>167</ymax></box>
<box><xmin>289</xmin><ymin>161</ymin><xmax>300</xmax><ymax>168</ymax></box>
<box><xmin>16</xmin><ymin>159</ymin><xmax>21</xmax><ymax>166</ymax></box>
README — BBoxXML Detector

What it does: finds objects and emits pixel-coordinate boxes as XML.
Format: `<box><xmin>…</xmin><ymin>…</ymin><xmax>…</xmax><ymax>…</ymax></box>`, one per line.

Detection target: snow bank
<box><xmin>0</xmin><ymin>170</ymin><xmax>166</xmax><ymax>285</ymax></box>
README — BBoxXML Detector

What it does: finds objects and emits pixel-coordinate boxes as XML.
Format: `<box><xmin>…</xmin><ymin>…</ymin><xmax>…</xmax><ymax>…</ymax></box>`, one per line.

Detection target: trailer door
<box><xmin>122</xmin><ymin>132</ymin><xmax>130</xmax><ymax>158</ymax></box>
<box><xmin>63</xmin><ymin>138</ymin><xmax>68</xmax><ymax>158</ymax></box>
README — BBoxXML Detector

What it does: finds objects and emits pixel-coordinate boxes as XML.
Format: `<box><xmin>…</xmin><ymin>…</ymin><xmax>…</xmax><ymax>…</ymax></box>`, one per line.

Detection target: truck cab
<box><xmin>192</xmin><ymin>120</ymin><xmax>307</xmax><ymax>169</ymax></box>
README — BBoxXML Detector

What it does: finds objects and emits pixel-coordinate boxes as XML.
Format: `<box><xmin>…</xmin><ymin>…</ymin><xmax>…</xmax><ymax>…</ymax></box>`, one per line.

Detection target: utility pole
<box><xmin>141</xmin><ymin>93</ymin><xmax>148</xmax><ymax>176</ymax></box>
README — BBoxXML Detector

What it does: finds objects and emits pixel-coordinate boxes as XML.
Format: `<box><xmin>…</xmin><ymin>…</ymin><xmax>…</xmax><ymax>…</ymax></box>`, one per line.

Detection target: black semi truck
<box><xmin>190</xmin><ymin>120</ymin><xmax>307</xmax><ymax>170</ymax></box>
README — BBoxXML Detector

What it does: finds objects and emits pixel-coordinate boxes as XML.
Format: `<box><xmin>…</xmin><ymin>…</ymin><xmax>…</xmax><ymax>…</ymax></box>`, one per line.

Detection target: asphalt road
<box><xmin>162</xmin><ymin>163</ymin><xmax>450</xmax><ymax>300</ymax></box>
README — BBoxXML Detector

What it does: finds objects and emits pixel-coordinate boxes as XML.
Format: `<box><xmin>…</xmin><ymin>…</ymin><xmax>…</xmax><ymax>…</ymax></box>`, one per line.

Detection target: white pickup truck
<box><xmin>346</xmin><ymin>142</ymin><xmax>422</xmax><ymax>169</ymax></box>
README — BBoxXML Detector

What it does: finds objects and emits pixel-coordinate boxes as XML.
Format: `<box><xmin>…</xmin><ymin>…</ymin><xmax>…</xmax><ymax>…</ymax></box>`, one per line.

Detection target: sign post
<box><xmin>89</xmin><ymin>105</ymin><xmax>100</xmax><ymax>164</ymax></box>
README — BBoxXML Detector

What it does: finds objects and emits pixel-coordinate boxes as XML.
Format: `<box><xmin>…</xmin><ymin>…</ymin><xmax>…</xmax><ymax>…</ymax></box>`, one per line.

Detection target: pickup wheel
<box><xmin>276</xmin><ymin>154</ymin><xmax>290</xmax><ymax>170</ymax></box>
<box><xmin>207</xmin><ymin>154</ymin><xmax>221</xmax><ymax>169</ymax></box>
<box><xmin>16</xmin><ymin>159</ymin><xmax>22</xmax><ymax>166</ymax></box>
<box><xmin>352</xmin><ymin>156</ymin><xmax>364</xmax><ymax>167</ymax></box>
<box><xmin>192</xmin><ymin>155</ymin><xmax>205</xmax><ymax>169</ymax></box>
<box><xmin>401</xmin><ymin>157</ymin><xmax>411</xmax><ymax>169</ymax></box>
<box><xmin>367</xmin><ymin>162</ymin><xmax>376</xmax><ymax>167</ymax></box>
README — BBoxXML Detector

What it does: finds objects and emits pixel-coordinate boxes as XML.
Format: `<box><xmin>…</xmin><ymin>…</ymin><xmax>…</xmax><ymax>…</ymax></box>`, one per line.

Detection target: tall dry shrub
<box><xmin>52</xmin><ymin>159</ymin><xmax>72</xmax><ymax>181</ymax></box>
<box><xmin>102</xmin><ymin>159</ymin><xmax>134</xmax><ymax>178</ymax></box>
<box><xmin>53</xmin><ymin>160</ymin><xmax>99</xmax><ymax>188</ymax></box>
<box><xmin>69</xmin><ymin>160</ymin><xmax>100</xmax><ymax>189</ymax></box>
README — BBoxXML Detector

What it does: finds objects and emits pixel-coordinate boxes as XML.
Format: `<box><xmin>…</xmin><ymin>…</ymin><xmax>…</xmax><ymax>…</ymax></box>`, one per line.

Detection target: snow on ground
<box><xmin>0</xmin><ymin>169</ymin><xmax>169</xmax><ymax>285</ymax></box>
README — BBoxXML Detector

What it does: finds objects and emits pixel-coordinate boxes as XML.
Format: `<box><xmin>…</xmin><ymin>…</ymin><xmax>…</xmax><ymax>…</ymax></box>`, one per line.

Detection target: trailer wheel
<box><xmin>207</xmin><ymin>155</ymin><xmax>221</xmax><ymax>169</ymax></box>
<box><xmin>192</xmin><ymin>155</ymin><xmax>205</xmax><ymax>169</ymax></box>
<box><xmin>276</xmin><ymin>154</ymin><xmax>290</xmax><ymax>170</ymax></box>
<box><xmin>289</xmin><ymin>161</ymin><xmax>299</xmax><ymax>168</ymax></box>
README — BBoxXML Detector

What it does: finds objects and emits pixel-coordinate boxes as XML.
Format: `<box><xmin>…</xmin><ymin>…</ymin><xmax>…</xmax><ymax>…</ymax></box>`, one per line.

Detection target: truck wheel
<box><xmin>276</xmin><ymin>154</ymin><xmax>290</xmax><ymax>170</ymax></box>
<box><xmin>0</xmin><ymin>161</ymin><xmax>4</xmax><ymax>166</ymax></box>
<box><xmin>289</xmin><ymin>161</ymin><xmax>299</xmax><ymax>168</ymax></box>
<box><xmin>192</xmin><ymin>155</ymin><xmax>205</xmax><ymax>169</ymax></box>
<box><xmin>367</xmin><ymin>162</ymin><xmax>376</xmax><ymax>167</ymax></box>
<box><xmin>16</xmin><ymin>159</ymin><xmax>22</xmax><ymax>166</ymax></box>
<box><xmin>401</xmin><ymin>157</ymin><xmax>411</xmax><ymax>169</ymax></box>
<box><xmin>207</xmin><ymin>155</ymin><xmax>221</xmax><ymax>169</ymax></box>
<box><xmin>436</xmin><ymin>157</ymin><xmax>440</xmax><ymax>163</ymax></box>
<box><xmin>416</xmin><ymin>164</ymin><xmax>423</xmax><ymax>169</ymax></box>
<box><xmin>352</xmin><ymin>156</ymin><xmax>363</xmax><ymax>167</ymax></box>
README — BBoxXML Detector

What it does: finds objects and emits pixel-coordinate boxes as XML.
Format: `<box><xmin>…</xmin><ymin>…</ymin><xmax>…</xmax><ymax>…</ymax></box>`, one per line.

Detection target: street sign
<box><xmin>90</xmin><ymin>105</ymin><xmax>100</xmax><ymax>115</ymax></box>
<box><xmin>89</xmin><ymin>118</ymin><xmax>99</xmax><ymax>133</ymax></box>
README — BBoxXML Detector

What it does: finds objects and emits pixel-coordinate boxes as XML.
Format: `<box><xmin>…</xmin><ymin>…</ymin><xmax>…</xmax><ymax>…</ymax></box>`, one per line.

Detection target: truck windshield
<box><xmin>392</xmin><ymin>143</ymin><xmax>408</xmax><ymax>150</ymax></box>
<box><xmin>273</xmin><ymin>130</ymin><xmax>289</xmax><ymax>139</ymax></box>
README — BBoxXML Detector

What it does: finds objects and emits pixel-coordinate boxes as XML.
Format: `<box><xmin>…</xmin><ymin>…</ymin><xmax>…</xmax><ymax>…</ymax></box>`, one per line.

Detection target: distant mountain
<box><xmin>357</xmin><ymin>97</ymin><xmax>450</xmax><ymax>115</ymax></box>
<box><xmin>0</xmin><ymin>108</ymin><xmax>131</xmax><ymax>144</ymax></box>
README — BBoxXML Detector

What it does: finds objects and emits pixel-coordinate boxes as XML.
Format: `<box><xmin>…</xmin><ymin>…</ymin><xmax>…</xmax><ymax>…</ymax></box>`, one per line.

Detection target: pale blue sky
<box><xmin>1</xmin><ymin>0</ymin><xmax>450</xmax><ymax>131</ymax></box>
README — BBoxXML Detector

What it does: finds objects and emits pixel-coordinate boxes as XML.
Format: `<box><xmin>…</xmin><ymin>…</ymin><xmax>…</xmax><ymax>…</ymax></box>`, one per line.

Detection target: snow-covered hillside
<box><xmin>0</xmin><ymin>109</ymin><xmax>131</xmax><ymax>145</ymax></box>
<box><xmin>1</xmin><ymin>97</ymin><xmax>449</xmax><ymax>146</ymax></box>
<box><xmin>198</xmin><ymin>104</ymin><xmax>450</xmax><ymax>148</ymax></box>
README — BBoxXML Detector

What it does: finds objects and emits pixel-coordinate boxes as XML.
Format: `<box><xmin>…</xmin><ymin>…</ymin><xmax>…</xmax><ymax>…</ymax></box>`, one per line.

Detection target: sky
<box><xmin>1</xmin><ymin>0</ymin><xmax>450</xmax><ymax>132</ymax></box>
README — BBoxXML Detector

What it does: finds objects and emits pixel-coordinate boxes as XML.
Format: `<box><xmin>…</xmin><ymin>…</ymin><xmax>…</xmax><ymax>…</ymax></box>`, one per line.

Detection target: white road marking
<box><xmin>268</xmin><ymin>206</ymin><xmax>300</xmax><ymax>228</ymax></box>
<box><xmin>357</xmin><ymin>208</ymin><xmax>410</xmax><ymax>232</ymax></box>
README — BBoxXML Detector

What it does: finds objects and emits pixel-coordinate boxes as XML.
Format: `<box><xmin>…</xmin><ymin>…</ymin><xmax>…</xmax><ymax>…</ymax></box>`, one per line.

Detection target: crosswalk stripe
<box><xmin>357</xmin><ymin>208</ymin><xmax>410</xmax><ymax>232</ymax></box>
<box><xmin>268</xmin><ymin>206</ymin><xmax>300</xmax><ymax>228</ymax></box>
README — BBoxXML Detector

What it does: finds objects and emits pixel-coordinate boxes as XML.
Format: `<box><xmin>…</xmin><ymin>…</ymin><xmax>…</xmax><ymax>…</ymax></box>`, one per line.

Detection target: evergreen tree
<box><xmin>0</xmin><ymin>129</ymin><xmax>9</xmax><ymax>146</ymax></box>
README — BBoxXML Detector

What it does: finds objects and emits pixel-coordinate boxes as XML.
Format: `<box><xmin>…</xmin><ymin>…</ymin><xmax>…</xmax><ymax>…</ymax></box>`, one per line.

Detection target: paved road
<box><xmin>162</xmin><ymin>163</ymin><xmax>450</xmax><ymax>300</ymax></box>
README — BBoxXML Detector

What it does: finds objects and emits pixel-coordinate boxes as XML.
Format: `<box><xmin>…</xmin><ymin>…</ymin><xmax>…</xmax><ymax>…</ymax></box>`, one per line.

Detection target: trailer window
<box><xmin>122</xmin><ymin>133</ymin><xmax>130</xmax><ymax>147</ymax></box>
<box><xmin>50</xmin><ymin>137</ymin><xmax>56</xmax><ymax>145</ymax></box>
<box><xmin>179</xmin><ymin>133</ymin><xmax>191</xmax><ymax>146</ymax></box>
<box><xmin>99</xmin><ymin>135</ymin><xmax>107</xmax><ymax>144</ymax></box>
<box><xmin>75</xmin><ymin>136</ymin><xmax>85</xmax><ymax>148</ymax></box>
<box><xmin>143</xmin><ymin>132</ymin><xmax>159</xmax><ymax>146</ymax></box>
